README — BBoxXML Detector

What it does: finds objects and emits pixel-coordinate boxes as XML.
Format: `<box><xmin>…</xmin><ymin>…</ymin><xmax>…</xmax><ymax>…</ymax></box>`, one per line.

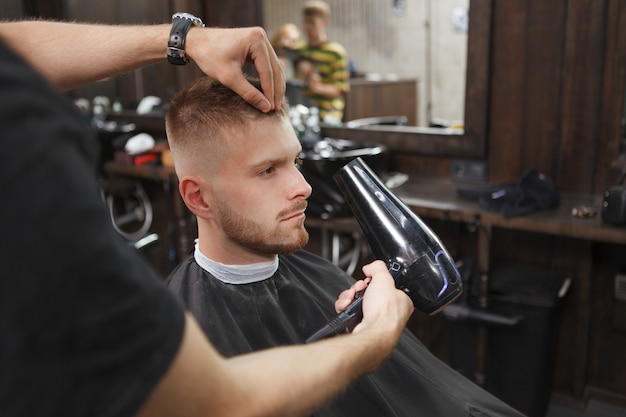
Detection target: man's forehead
<box><xmin>217</xmin><ymin>117</ymin><xmax>300</xmax><ymax>164</ymax></box>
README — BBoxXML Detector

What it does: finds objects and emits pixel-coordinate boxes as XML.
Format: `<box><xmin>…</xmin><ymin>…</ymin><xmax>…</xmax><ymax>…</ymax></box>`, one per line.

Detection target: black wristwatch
<box><xmin>167</xmin><ymin>12</ymin><xmax>205</xmax><ymax>65</ymax></box>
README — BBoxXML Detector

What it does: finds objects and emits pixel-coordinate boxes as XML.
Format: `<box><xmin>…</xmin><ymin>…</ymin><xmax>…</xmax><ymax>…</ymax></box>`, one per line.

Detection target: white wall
<box><xmin>263</xmin><ymin>0</ymin><xmax>468</xmax><ymax>126</ymax></box>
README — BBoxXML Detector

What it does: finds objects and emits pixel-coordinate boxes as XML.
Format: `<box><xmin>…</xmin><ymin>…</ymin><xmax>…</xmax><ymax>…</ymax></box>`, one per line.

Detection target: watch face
<box><xmin>172</xmin><ymin>12</ymin><xmax>195</xmax><ymax>20</ymax></box>
<box><xmin>172</xmin><ymin>12</ymin><xmax>204</xmax><ymax>27</ymax></box>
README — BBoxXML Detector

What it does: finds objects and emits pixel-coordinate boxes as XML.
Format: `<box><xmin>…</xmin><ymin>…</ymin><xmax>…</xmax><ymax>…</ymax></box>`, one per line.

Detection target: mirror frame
<box><xmin>321</xmin><ymin>0</ymin><xmax>491</xmax><ymax>158</ymax></box>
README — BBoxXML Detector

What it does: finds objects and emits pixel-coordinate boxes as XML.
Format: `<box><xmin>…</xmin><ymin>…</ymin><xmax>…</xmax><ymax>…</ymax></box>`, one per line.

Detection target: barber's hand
<box><xmin>350</xmin><ymin>261</ymin><xmax>413</xmax><ymax>338</ymax></box>
<box><xmin>335</xmin><ymin>278</ymin><xmax>369</xmax><ymax>313</ymax></box>
<box><xmin>186</xmin><ymin>26</ymin><xmax>285</xmax><ymax>112</ymax></box>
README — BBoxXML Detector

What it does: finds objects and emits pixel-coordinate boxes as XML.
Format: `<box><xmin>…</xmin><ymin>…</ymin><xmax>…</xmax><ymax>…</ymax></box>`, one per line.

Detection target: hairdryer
<box><xmin>306</xmin><ymin>157</ymin><xmax>463</xmax><ymax>342</ymax></box>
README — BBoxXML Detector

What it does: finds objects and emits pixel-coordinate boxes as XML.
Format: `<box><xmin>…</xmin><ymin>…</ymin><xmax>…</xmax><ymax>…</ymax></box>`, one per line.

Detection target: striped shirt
<box><xmin>297</xmin><ymin>41</ymin><xmax>350</xmax><ymax>122</ymax></box>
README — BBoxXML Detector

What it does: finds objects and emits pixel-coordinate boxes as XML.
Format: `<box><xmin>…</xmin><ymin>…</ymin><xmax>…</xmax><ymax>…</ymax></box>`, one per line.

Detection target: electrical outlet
<box><xmin>451</xmin><ymin>160</ymin><xmax>488</xmax><ymax>182</ymax></box>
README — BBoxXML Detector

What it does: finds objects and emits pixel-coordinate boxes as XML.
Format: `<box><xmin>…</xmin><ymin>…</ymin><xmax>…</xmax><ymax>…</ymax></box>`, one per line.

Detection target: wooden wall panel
<box><xmin>344</xmin><ymin>79</ymin><xmax>418</xmax><ymax>125</ymax></box>
<box><xmin>594</xmin><ymin>0</ymin><xmax>626</xmax><ymax>190</ymax></box>
<box><xmin>487</xmin><ymin>0</ymin><xmax>621</xmax><ymax>195</ymax></box>
<box><xmin>389</xmin><ymin>153</ymin><xmax>453</xmax><ymax>179</ymax></box>
<box><xmin>486</xmin><ymin>1</ymin><xmax>528</xmax><ymax>182</ymax></box>
<box><xmin>556</xmin><ymin>1</ymin><xmax>606</xmax><ymax>193</ymax></box>
<box><xmin>203</xmin><ymin>0</ymin><xmax>261</xmax><ymax>28</ymax></box>
<box><xmin>23</xmin><ymin>0</ymin><xmax>63</xmax><ymax>19</ymax></box>
<box><xmin>0</xmin><ymin>0</ymin><xmax>25</xmax><ymax>18</ymax></box>
<box><xmin>521</xmin><ymin>0</ymin><xmax>566</xmax><ymax>177</ymax></box>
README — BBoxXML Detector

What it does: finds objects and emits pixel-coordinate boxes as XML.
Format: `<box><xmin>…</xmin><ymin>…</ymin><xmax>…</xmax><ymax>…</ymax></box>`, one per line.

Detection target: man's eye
<box><xmin>261</xmin><ymin>166</ymin><xmax>276</xmax><ymax>176</ymax></box>
<box><xmin>295</xmin><ymin>157</ymin><xmax>304</xmax><ymax>168</ymax></box>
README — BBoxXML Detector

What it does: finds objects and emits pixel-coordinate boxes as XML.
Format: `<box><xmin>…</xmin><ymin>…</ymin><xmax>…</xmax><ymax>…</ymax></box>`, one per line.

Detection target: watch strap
<box><xmin>167</xmin><ymin>13</ymin><xmax>204</xmax><ymax>65</ymax></box>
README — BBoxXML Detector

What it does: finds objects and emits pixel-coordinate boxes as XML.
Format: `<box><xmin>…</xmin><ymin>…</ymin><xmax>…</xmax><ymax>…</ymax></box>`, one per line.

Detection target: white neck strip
<box><xmin>193</xmin><ymin>242</ymin><xmax>279</xmax><ymax>284</ymax></box>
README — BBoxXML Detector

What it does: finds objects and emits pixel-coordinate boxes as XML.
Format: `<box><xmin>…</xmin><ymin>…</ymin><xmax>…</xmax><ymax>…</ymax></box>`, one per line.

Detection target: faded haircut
<box><xmin>165</xmin><ymin>76</ymin><xmax>288</xmax><ymax>175</ymax></box>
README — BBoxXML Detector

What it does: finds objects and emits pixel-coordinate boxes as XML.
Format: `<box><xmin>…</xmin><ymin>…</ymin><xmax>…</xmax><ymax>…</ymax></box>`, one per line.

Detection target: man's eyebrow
<box><xmin>249</xmin><ymin>157</ymin><xmax>287</xmax><ymax>171</ymax></box>
<box><xmin>250</xmin><ymin>150</ymin><xmax>303</xmax><ymax>171</ymax></box>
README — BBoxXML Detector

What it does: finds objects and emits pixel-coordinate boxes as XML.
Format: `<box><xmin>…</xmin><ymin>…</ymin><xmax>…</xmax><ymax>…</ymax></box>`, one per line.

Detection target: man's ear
<box><xmin>179</xmin><ymin>176</ymin><xmax>213</xmax><ymax>219</ymax></box>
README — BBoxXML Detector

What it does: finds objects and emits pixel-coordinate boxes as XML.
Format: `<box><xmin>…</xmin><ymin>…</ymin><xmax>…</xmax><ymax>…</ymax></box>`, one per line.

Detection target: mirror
<box><xmin>264</xmin><ymin>0</ymin><xmax>491</xmax><ymax>158</ymax></box>
<box><xmin>265</xmin><ymin>0</ymin><xmax>468</xmax><ymax>127</ymax></box>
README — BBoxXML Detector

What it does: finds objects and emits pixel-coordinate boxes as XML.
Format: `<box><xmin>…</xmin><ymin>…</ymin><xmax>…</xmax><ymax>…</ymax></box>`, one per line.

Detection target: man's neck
<box><xmin>308</xmin><ymin>33</ymin><xmax>327</xmax><ymax>48</ymax></box>
<box><xmin>197</xmin><ymin>228</ymin><xmax>276</xmax><ymax>265</ymax></box>
<box><xmin>194</xmin><ymin>241</ymin><xmax>279</xmax><ymax>284</ymax></box>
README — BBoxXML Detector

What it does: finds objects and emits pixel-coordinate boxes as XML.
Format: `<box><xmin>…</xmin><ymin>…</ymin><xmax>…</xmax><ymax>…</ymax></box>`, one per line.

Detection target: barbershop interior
<box><xmin>5</xmin><ymin>0</ymin><xmax>626</xmax><ymax>416</ymax></box>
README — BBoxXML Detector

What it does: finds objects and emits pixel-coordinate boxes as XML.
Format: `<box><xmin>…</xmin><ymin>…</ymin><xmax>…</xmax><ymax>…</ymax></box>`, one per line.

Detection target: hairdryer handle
<box><xmin>305</xmin><ymin>291</ymin><xmax>364</xmax><ymax>343</ymax></box>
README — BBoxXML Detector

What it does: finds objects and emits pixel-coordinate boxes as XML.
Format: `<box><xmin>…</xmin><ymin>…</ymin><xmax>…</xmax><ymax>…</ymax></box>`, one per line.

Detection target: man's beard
<box><xmin>215</xmin><ymin>198</ymin><xmax>309</xmax><ymax>255</ymax></box>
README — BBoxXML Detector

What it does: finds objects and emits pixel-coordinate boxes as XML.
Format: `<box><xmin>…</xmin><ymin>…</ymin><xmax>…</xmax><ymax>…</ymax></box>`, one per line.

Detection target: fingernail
<box><xmin>259</xmin><ymin>99</ymin><xmax>271</xmax><ymax>113</ymax></box>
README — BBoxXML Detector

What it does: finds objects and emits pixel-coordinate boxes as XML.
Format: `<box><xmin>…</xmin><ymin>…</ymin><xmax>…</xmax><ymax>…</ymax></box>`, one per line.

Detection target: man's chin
<box><xmin>277</xmin><ymin>231</ymin><xmax>309</xmax><ymax>255</ymax></box>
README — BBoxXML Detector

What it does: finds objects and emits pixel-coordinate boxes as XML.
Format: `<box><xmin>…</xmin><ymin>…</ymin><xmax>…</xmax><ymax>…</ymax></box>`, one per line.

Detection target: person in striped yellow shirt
<box><xmin>296</xmin><ymin>0</ymin><xmax>350</xmax><ymax>124</ymax></box>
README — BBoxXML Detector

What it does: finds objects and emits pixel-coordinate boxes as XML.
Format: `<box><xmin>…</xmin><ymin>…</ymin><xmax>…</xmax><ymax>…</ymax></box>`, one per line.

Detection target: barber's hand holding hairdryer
<box><xmin>307</xmin><ymin>158</ymin><xmax>463</xmax><ymax>343</ymax></box>
<box><xmin>335</xmin><ymin>261</ymin><xmax>414</xmax><ymax>338</ymax></box>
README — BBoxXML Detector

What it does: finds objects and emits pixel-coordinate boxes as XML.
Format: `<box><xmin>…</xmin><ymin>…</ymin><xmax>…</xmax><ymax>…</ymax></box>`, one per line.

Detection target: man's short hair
<box><xmin>303</xmin><ymin>0</ymin><xmax>330</xmax><ymax>19</ymax></box>
<box><xmin>165</xmin><ymin>76</ymin><xmax>288</xmax><ymax>175</ymax></box>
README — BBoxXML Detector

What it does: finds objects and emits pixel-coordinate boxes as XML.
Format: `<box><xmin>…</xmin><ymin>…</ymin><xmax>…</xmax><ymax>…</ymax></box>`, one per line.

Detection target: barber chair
<box><xmin>102</xmin><ymin>177</ymin><xmax>154</xmax><ymax>242</ymax></box>
<box><xmin>86</xmin><ymin>99</ymin><xmax>158</xmax><ymax>247</ymax></box>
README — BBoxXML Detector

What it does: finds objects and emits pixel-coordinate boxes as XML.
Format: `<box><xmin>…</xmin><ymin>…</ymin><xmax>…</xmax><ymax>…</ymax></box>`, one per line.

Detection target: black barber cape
<box><xmin>166</xmin><ymin>250</ymin><xmax>525</xmax><ymax>417</ymax></box>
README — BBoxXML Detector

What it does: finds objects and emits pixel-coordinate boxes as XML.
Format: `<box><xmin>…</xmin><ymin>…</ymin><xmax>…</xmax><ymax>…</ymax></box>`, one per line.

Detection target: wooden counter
<box><xmin>393</xmin><ymin>178</ymin><xmax>626</xmax><ymax>246</ymax></box>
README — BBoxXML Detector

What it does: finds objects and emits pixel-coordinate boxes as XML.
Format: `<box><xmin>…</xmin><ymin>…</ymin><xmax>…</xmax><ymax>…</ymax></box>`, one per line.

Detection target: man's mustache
<box><xmin>278</xmin><ymin>200</ymin><xmax>308</xmax><ymax>219</ymax></box>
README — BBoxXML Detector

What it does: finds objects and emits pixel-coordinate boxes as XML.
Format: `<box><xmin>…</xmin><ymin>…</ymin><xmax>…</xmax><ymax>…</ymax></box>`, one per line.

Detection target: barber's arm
<box><xmin>137</xmin><ymin>261</ymin><xmax>412</xmax><ymax>417</ymax></box>
<box><xmin>0</xmin><ymin>20</ymin><xmax>283</xmax><ymax>112</ymax></box>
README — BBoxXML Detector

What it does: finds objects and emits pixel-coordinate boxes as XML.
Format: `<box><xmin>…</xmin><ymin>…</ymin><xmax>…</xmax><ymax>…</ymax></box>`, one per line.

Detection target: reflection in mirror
<box><xmin>263</xmin><ymin>0</ymin><xmax>468</xmax><ymax>128</ymax></box>
<box><xmin>280</xmin><ymin>0</ymin><xmax>491</xmax><ymax>159</ymax></box>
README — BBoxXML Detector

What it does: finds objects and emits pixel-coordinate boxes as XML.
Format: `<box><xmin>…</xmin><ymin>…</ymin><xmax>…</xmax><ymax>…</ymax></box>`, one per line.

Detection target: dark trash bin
<box><xmin>446</xmin><ymin>264</ymin><xmax>571</xmax><ymax>417</ymax></box>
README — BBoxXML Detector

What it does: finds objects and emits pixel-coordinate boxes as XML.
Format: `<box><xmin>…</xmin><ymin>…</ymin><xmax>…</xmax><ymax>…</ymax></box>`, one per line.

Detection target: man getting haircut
<box><xmin>165</xmin><ymin>76</ymin><xmax>525</xmax><ymax>417</ymax></box>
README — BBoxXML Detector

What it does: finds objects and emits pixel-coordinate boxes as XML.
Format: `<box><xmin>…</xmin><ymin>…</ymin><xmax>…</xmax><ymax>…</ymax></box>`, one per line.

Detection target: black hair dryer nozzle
<box><xmin>306</xmin><ymin>157</ymin><xmax>463</xmax><ymax>342</ymax></box>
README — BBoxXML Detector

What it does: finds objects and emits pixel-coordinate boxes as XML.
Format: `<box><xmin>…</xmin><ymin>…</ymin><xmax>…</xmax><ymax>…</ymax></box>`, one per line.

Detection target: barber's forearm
<box><xmin>0</xmin><ymin>21</ymin><xmax>168</xmax><ymax>91</ymax></box>
<box><xmin>137</xmin><ymin>313</ymin><xmax>400</xmax><ymax>417</ymax></box>
<box><xmin>226</xmin><ymin>327</ymin><xmax>398</xmax><ymax>417</ymax></box>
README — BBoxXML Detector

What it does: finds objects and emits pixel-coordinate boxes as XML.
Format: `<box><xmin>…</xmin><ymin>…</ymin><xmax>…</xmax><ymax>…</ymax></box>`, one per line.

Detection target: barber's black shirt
<box><xmin>0</xmin><ymin>42</ymin><xmax>185</xmax><ymax>417</ymax></box>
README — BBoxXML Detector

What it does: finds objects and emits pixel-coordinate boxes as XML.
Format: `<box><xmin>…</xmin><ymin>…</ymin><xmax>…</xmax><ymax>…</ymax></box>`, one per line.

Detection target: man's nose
<box><xmin>292</xmin><ymin>167</ymin><xmax>312</xmax><ymax>199</ymax></box>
